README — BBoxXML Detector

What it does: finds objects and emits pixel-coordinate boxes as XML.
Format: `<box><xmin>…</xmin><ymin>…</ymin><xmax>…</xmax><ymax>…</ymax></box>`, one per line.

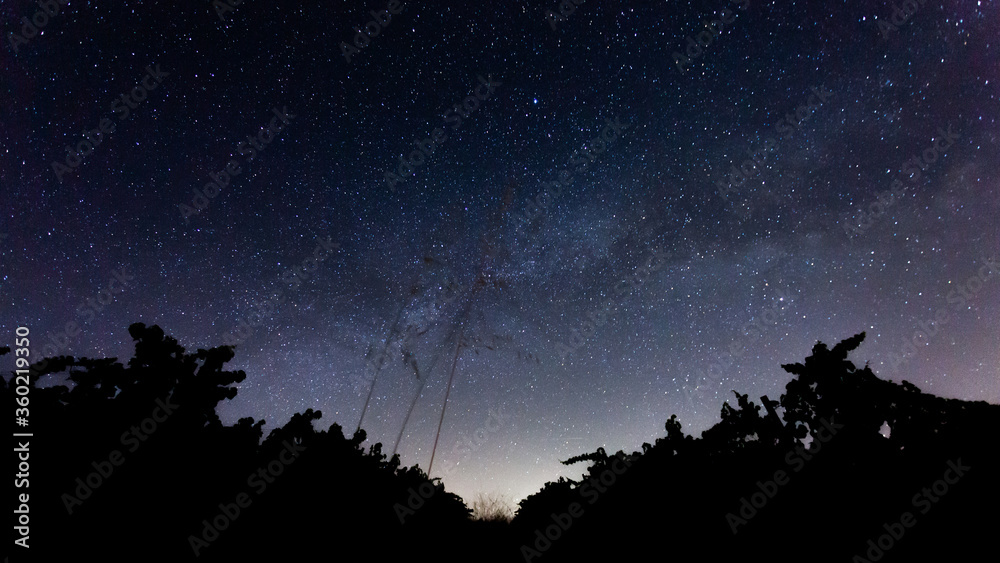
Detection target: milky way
<box><xmin>2</xmin><ymin>0</ymin><xmax>998</xmax><ymax>505</ymax></box>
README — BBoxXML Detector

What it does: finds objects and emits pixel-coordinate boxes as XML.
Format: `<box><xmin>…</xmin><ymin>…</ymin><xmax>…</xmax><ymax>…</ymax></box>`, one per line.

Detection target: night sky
<box><xmin>2</xmin><ymin>0</ymin><xmax>998</xmax><ymax>507</ymax></box>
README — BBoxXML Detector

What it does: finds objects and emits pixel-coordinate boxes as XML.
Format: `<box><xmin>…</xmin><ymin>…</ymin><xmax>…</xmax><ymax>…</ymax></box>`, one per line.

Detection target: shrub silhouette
<box><xmin>4</xmin><ymin>323</ymin><xmax>481</xmax><ymax>562</ymax></box>
<box><xmin>470</xmin><ymin>491</ymin><xmax>516</xmax><ymax>523</ymax></box>
<box><xmin>3</xmin><ymin>328</ymin><xmax>996</xmax><ymax>562</ymax></box>
<box><xmin>508</xmin><ymin>332</ymin><xmax>999</xmax><ymax>562</ymax></box>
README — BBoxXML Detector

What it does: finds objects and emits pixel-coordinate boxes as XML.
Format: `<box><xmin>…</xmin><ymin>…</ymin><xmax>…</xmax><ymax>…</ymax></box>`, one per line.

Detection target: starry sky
<box><xmin>2</xmin><ymin>0</ymin><xmax>998</xmax><ymax>506</ymax></box>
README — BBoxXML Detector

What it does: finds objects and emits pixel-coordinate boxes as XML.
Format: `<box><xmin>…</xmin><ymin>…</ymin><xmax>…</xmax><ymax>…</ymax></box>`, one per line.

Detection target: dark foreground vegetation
<box><xmin>4</xmin><ymin>325</ymin><xmax>997</xmax><ymax>562</ymax></box>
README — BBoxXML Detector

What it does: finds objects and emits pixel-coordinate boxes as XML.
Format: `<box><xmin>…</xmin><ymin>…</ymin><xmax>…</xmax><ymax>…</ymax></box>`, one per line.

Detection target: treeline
<box><xmin>3</xmin><ymin>326</ymin><xmax>997</xmax><ymax>562</ymax></box>
<box><xmin>508</xmin><ymin>332</ymin><xmax>999</xmax><ymax>562</ymax></box>
<box><xmin>3</xmin><ymin>324</ymin><xmax>481</xmax><ymax>562</ymax></box>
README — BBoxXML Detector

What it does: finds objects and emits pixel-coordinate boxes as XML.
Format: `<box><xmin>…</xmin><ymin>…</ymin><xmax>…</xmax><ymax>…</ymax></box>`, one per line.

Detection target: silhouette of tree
<box><xmin>4</xmin><ymin>328</ymin><xmax>997</xmax><ymax>563</ymax></box>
